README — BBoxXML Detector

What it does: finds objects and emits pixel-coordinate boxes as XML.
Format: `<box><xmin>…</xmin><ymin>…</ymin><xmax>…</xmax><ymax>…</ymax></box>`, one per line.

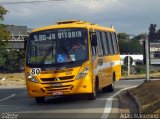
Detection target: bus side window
<box><xmin>96</xmin><ymin>31</ymin><xmax>104</xmax><ymax>57</ymax></box>
<box><xmin>90</xmin><ymin>31</ymin><xmax>97</xmax><ymax>57</ymax></box>
<box><xmin>91</xmin><ymin>44</ymin><xmax>96</xmax><ymax>56</ymax></box>
<box><xmin>106</xmin><ymin>32</ymin><xmax>114</xmax><ymax>55</ymax></box>
<box><xmin>101</xmin><ymin>31</ymin><xmax>110</xmax><ymax>55</ymax></box>
<box><xmin>111</xmin><ymin>32</ymin><xmax>118</xmax><ymax>54</ymax></box>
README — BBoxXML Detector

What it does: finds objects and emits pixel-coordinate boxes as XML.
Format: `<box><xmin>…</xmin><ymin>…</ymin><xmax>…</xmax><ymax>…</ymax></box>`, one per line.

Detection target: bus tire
<box><xmin>102</xmin><ymin>73</ymin><xmax>115</xmax><ymax>93</ymax></box>
<box><xmin>35</xmin><ymin>97</ymin><xmax>45</xmax><ymax>103</ymax></box>
<box><xmin>88</xmin><ymin>92</ymin><xmax>96</xmax><ymax>100</ymax></box>
<box><xmin>108</xmin><ymin>73</ymin><xmax>115</xmax><ymax>92</ymax></box>
<box><xmin>106</xmin><ymin>83</ymin><xmax>114</xmax><ymax>92</ymax></box>
<box><xmin>88</xmin><ymin>77</ymin><xmax>99</xmax><ymax>100</ymax></box>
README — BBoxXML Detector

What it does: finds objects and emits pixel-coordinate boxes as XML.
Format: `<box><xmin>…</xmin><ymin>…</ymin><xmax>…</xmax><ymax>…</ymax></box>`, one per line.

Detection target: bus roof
<box><xmin>32</xmin><ymin>20</ymin><xmax>116</xmax><ymax>33</ymax></box>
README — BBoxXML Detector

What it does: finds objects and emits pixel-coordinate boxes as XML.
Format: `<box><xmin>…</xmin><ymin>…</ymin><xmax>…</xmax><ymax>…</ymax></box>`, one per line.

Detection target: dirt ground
<box><xmin>122</xmin><ymin>73</ymin><xmax>160</xmax><ymax>80</ymax></box>
<box><xmin>129</xmin><ymin>80</ymin><xmax>160</xmax><ymax>115</ymax></box>
<box><xmin>0</xmin><ymin>73</ymin><xmax>25</xmax><ymax>87</ymax></box>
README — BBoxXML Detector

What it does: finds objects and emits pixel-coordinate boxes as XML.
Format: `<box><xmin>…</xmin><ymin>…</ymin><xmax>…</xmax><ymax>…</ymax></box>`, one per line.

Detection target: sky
<box><xmin>1</xmin><ymin>0</ymin><xmax>160</xmax><ymax>35</ymax></box>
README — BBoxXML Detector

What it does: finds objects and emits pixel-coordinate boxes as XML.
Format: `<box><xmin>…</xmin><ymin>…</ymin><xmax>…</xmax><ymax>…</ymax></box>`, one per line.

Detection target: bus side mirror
<box><xmin>91</xmin><ymin>32</ymin><xmax>97</xmax><ymax>46</ymax></box>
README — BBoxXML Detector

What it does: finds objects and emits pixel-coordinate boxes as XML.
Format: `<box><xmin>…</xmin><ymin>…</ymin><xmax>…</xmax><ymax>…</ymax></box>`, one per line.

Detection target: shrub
<box><xmin>135</xmin><ymin>65</ymin><xmax>146</xmax><ymax>74</ymax></box>
<box><xmin>0</xmin><ymin>49</ymin><xmax>25</xmax><ymax>72</ymax></box>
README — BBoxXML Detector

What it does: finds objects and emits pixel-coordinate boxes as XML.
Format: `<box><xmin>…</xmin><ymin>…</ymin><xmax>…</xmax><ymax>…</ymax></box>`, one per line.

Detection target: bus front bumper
<box><xmin>26</xmin><ymin>75</ymin><xmax>93</xmax><ymax>97</ymax></box>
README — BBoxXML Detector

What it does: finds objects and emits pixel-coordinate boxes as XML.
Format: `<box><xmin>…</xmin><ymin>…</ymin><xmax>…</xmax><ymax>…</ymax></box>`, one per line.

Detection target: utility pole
<box><xmin>128</xmin><ymin>56</ymin><xmax>130</xmax><ymax>76</ymax></box>
<box><xmin>145</xmin><ymin>36</ymin><xmax>150</xmax><ymax>82</ymax></box>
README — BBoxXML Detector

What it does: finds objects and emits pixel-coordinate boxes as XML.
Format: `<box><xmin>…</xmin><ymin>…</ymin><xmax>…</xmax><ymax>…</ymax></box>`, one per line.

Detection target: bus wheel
<box><xmin>88</xmin><ymin>91</ymin><xmax>96</xmax><ymax>100</ymax></box>
<box><xmin>35</xmin><ymin>97</ymin><xmax>45</xmax><ymax>103</ymax></box>
<box><xmin>106</xmin><ymin>83</ymin><xmax>114</xmax><ymax>92</ymax></box>
<box><xmin>88</xmin><ymin>78</ymin><xmax>98</xmax><ymax>100</ymax></box>
<box><xmin>102</xmin><ymin>73</ymin><xmax>115</xmax><ymax>93</ymax></box>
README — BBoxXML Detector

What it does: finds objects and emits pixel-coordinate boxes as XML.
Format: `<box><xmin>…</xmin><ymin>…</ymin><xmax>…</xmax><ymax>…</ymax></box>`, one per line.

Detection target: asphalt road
<box><xmin>0</xmin><ymin>79</ymin><xmax>144</xmax><ymax>119</ymax></box>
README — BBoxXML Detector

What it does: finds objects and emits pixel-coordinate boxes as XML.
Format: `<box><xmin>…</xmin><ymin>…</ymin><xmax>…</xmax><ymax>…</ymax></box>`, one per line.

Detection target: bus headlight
<box><xmin>76</xmin><ymin>67</ymin><xmax>89</xmax><ymax>79</ymax></box>
<box><xmin>27</xmin><ymin>75</ymin><xmax>39</xmax><ymax>83</ymax></box>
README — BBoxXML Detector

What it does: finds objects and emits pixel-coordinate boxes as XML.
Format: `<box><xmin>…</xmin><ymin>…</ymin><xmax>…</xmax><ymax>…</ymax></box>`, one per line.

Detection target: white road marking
<box><xmin>0</xmin><ymin>94</ymin><xmax>16</xmax><ymax>102</ymax></box>
<box><xmin>101</xmin><ymin>86</ymin><xmax>137</xmax><ymax>119</ymax></box>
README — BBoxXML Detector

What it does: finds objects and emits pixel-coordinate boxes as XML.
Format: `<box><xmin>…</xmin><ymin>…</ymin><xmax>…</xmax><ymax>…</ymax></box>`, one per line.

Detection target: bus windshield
<box><xmin>26</xmin><ymin>28</ymin><xmax>88</xmax><ymax>66</ymax></box>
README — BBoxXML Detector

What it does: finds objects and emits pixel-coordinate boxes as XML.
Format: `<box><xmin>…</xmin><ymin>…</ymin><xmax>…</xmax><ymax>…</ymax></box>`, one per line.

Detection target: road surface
<box><xmin>0</xmin><ymin>79</ymin><xmax>144</xmax><ymax>119</ymax></box>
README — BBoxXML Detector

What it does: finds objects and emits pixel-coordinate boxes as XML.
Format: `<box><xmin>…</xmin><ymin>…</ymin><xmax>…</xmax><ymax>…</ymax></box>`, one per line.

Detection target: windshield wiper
<box><xmin>39</xmin><ymin>46</ymin><xmax>72</xmax><ymax>64</ymax></box>
<box><xmin>61</xmin><ymin>46</ymin><xmax>73</xmax><ymax>62</ymax></box>
<box><xmin>40</xmin><ymin>46</ymin><xmax>53</xmax><ymax>64</ymax></box>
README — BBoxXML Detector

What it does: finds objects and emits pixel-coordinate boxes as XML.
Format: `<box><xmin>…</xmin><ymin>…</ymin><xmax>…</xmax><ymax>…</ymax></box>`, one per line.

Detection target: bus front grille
<box><xmin>41</xmin><ymin>75</ymin><xmax>75</xmax><ymax>82</ymax></box>
<box><xmin>45</xmin><ymin>85</ymin><xmax>71</xmax><ymax>89</ymax></box>
<box><xmin>44</xmin><ymin>84</ymin><xmax>73</xmax><ymax>93</ymax></box>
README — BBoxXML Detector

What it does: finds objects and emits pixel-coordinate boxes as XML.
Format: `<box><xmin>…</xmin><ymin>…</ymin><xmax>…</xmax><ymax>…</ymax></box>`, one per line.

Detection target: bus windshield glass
<box><xmin>26</xmin><ymin>28</ymin><xmax>88</xmax><ymax>66</ymax></box>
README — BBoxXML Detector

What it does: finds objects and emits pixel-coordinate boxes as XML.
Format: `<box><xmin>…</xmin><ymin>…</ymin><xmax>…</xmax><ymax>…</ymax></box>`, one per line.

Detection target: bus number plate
<box><xmin>52</xmin><ymin>91</ymin><xmax>63</xmax><ymax>96</ymax></box>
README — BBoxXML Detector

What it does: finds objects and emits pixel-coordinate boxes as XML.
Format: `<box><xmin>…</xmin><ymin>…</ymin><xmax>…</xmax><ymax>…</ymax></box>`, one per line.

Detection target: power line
<box><xmin>0</xmin><ymin>0</ymin><xmax>67</xmax><ymax>5</ymax></box>
<box><xmin>1</xmin><ymin>0</ymin><xmax>98</xmax><ymax>5</ymax></box>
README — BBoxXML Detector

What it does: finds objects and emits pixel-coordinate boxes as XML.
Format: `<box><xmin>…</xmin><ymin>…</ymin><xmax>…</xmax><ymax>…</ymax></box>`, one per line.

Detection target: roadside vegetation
<box><xmin>0</xmin><ymin>49</ymin><xmax>25</xmax><ymax>72</ymax></box>
<box><xmin>118</xmin><ymin>32</ymin><xmax>144</xmax><ymax>54</ymax></box>
<box><xmin>0</xmin><ymin>6</ymin><xmax>25</xmax><ymax>73</ymax></box>
<box><xmin>122</xmin><ymin>65</ymin><xmax>160</xmax><ymax>79</ymax></box>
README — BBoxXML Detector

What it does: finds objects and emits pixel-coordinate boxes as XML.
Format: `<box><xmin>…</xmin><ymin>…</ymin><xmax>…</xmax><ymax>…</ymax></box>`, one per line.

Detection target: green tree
<box><xmin>0</xmin><ymin>6</ymin><xmax>8</xmax><ymax>21</ymax></box>
<box><xmin>156</xmin><ymin>29</ymin><xmax>160</xmax><ymax>40</ymax></box>
<box><xmin>0</xmin><ymin>6</ymin><xmax>10</xmax><ymax>71</ymax></box>
<box><xmin>0</xmin><ymin>6</ymin><xmax>10</xmax><ymax>48</ymax></box>
<box><xmin>118</xmin><ymin>32</ymin><xmax>131</xmax><ymax>54</ymax></box>
<box><xmin>0</xmin><ymin>24</ymin><xmax>10</xmax><ymax>47</ymax></box>
<box><xmin>134</xmin><ymin>33</ymin><xmax>147</xmax><ymax>40</ymax></box>
<box><xmin>0</xmin><ymin>6</ymin><xmax>25</xmax><ymax>72</ymax></box>
<box><xmin>130</xmin><ymin>39</ymin><xmax>143</xmax><ymax>54</ymax></box>
<box><xmin>118</xmin><ymin>32</ymin><xmax>143</xmax><ymax>54</ymax></box>
<box><xmin>148</xmin><ymin>24</ymin><xmax>157</xmax><ymax>42</ymax></box>
<box><xmin>4</xmin><ymin>50</ymin><xmax>25</xmax><ymax>72</ymax></box>
<box><xmin>117</xmin><ymin>32</ymin><xmax>130</xmax><ymax>41</ymax></box>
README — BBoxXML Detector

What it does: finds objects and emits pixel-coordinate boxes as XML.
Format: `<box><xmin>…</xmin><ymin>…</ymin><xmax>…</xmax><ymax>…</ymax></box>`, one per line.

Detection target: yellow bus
<box><xmin>25</xmin><ymin>20</ymin><xmax>121</xmax><ymax>103</ymax></box>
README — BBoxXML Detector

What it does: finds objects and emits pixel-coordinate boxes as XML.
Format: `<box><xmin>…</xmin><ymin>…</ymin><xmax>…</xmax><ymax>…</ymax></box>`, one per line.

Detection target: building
<box><xmin>4</xmin><ymin>25</ymin><xmax>31</xmax><ymax>49</ymax></box>
<box><xmin>150</xmin><ymin>42</ymin><xmax>160</xmax><ymax>64</ymax></box>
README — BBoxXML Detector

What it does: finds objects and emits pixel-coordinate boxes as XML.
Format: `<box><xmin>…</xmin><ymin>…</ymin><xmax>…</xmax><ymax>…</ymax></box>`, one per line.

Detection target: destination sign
<box><xmin>33</xmin><ymin>31</ymin><xmax>82</xmax><ymax>41</ymax></box>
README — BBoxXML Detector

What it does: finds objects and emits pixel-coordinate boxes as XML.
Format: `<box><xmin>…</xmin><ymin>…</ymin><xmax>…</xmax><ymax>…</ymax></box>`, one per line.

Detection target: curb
<box><xmin>127</xmin><ymin>91</ymin><xmax>141</xmax><ymax>114</ymax></box>
<box><xmin>121</xmin><ymin>77</ymin><xmax>160</xmax><ymax>80</ymax></box>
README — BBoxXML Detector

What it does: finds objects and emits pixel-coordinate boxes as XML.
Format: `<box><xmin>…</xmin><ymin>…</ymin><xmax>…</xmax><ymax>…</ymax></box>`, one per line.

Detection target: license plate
<box><xmin>51</xmin><ymin>83</ymin><xmax>62</xmax><ymax>87</ymax></box>
<box><xmin>52</xmin><ymin>91</ymin><xmax>63</xmax><ymax>96</ymax></box>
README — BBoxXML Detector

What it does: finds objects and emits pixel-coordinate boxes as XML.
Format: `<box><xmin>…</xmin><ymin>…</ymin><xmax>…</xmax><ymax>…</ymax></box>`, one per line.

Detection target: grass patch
<box><xmin>129</xmin><ymin>80</ymin><xmax>160</xmax><ymax>115</ymax></box>
<box><xmin>122</xmin><ymin>65</ymin><xmax>160</xmax><ymax>79</ymax></box>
